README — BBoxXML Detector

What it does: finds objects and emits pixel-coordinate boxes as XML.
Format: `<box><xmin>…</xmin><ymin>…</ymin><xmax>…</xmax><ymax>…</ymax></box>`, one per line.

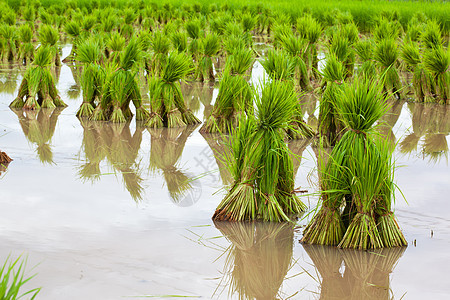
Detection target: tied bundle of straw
<box><xmin>199</xmin><ymin>47</ymin><xmax>254</xmax><ymax>134</ymax></box>
<box><xmin>213</xmin><ymin>80</ymin><xmax>306</xmax><ymax>222</ymax></box>
<box><xmin>146</xmin><ymin>51</ymin><xmax>200</xmax><ymax>128</ymax></box>
<box><xmin>261</xmin><ymin>48</ymin><xmax>315</xmax><ymax>139</ymax></box>
<box><xmin>303</xmin><ymin>77</ymin><xmax>407</xmax><ymax>249</ymax></box>
<box><xmin>10</xmin><ymin>46</ymin><xmax>66</xmax><ymax>110</ymax></box>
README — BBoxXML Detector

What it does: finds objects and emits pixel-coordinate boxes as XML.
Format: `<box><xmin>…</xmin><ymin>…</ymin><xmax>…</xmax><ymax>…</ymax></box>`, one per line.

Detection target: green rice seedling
<box><xmin>185</xmin><ymin>18</ymin><xmax>202</xmax><ymax>60</ymax></box>
<box><xmin>0</xmin><ymin>25</ymin><xmax>17</xmax><ymax>62</ymax></box>
<box><xmin>76</xmin><ymin>39</ymin><xmax>104</xmax><ymax>118</ymax></box>
<box><xmin>170</xmin><ymin>30</ymin><xmax>188</xmax><ymax>53</ymax></box>
<box><xmin>10</xmin><ymin>46</ymin><xmax>66</xmax><ymax>110</ymax></box>
<box><xmin>240</xmin><ymin>12</ymin><xmax>258</xmax><ymax>33</ymax></box>
<box><xmin>272</xmin><ymin>22</ymin><xmax>292</xmax><ymax>49</ymax></box>
<box><xmin>18</xmin><ymin>24</ymin><xmax>34</xmax><ymax>65</ymax></box>
<box><xmin>373</xmin><ymin>17</ymin><xmax>403</xmax><ymax>42</ymax></box>
<box><xmin>422</xmin><ymin>46</ymin><xmax>449</xmax><ymax>104</ymax></box>
<box><xmin>277</xmin><ymin>33</ymin><xmax>311</xmax><ymax>91</ymax></box>
<box><xmin>146</xmin><ymin>51</ymin><xmax>200</xmax><ymax>128</ymax></box>
<box><xmin>213</xmin><ymin>80</ymin><xmax>306</xmax><ymax>222</ymax></box>
<box><xmin>261</xmin><ymin>48</ymin><xmax>314</xmax><ymax>139</ymax></box>
<box><xmin>296</xmin><ymin>14</ymin><xmax>322</xmax><ymax>78</ymax></box>
<box><xmin>195</xmin><ymin>33</ymin><xmax>220</xmax><ymax>82</ymax></box>
<box><xmin>200</xmin><ymin>47</ymin><xmax>254</xmax><ymax>134</ymax></box>
<box><xmin>354</xmin><ymin>38</ymin><xmax>376</xmax><ymax>79</ymax></box>
<box><xmin>420</xmin><ymin>20</ymin><xmax>443</xmax><ymax>50</ymax></box>
<box><xmin>374</xmin><ymin>38</ymin><xmax>402</xmax><ymax>99</ymax></box>
<box><xmin>374</xmin><ymin>138</ymin><xmax>408</xmax><ymax>248</ymax></box>
<box><xmin>106</xmin><ymin>32</ymin><xmax>126</xmax><ymax>63</ymax></box>
<box><xmin>62</xmin><ymin>20</ymin><xmax>81</xmax><ymax>63</ymax></box>
<box><xmin>0</xmin><ymin>255</ymin><xmax>40</xmax><ymax>300</ymax></box>
<box><xmin>147</xmin><ymin>30</ymin><xmax>171</xmax><ymax>76</ymax></box>
<box><xmin>317</xmin><ymin>54</ymin><xmax>346</xmax><ymax>148</ymax></box>
<box><xmin>38</xmin><ymin>24</ymin><xmax>61</xmax><ymax>66</ymax></box>
<box><xmin>328</xmin><ymin>30</ymin><xmax>355</xmax><ymax>79</ymax></box>
<box><xmin>400</xmin><ymin>41</ymin><xmax>433</xmax><ymax>102</ymax></box>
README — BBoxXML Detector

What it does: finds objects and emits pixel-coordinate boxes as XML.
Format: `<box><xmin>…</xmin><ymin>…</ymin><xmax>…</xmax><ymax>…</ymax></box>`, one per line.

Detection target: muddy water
<box><xmin>0</xmin><ymin>46</ymin><xmax>449</xmax><ymax>299</ymax></box>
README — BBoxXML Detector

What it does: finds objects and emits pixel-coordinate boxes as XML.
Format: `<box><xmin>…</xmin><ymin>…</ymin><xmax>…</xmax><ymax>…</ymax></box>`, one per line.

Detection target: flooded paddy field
<box><xmin>1</xmin><ymin>46</ymin><xmax>450</xmax><ymax>299</ymax></box>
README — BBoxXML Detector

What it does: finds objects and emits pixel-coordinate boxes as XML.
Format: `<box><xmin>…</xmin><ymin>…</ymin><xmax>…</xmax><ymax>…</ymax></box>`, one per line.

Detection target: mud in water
<box><xmin>0</xmin><ymin>45</ymin><xmax>449</xmax><ymax>299</ymax></box>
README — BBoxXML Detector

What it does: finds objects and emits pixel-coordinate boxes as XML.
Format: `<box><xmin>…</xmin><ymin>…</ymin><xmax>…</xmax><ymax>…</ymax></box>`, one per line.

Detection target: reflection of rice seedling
<box><xmin>146</xmin><ymin>51</ymin><xmax>200</xmax><ymax>128</ymax></box>
<box><xmin>214</xmin><ymin>221</ymin><xmax>294</xmax><ymax>300</ymax></box>
<box><xmin>0</xmin><ymin>150</ymin><xmax>12</xmax><ymax>175</ymax></box>
<box><xmin>149</xmin><ymin>126</ymin><xmax>198</xmax><ymax>205</ymax></box>
<box><xmin>213</xmin><ymin>80</ymin><xmax>306</xmax><ymax>222</ymax></box>
<box><xmin>0</xmin><ymin>255</ymin><xmax>41</xmax><ymax>300</ymax></box>
<box><xmin>10</xmin><ymin>46</ymin><xmax>66</xmax><ymax>110</ymax></box>
<box><xmin>12</xmin><ymin>107</ymin><xmax>64</xmax><ymax>164</ymax></box>
<box><xmin>423</xmin><ymin>133</ymin><xmax>449</xmax><ymax>163</ymax></box>
<box><xmin>200</xmin><ymin>47</ymin><xmax>254</xmax><ymax>134</ymax></box>
<box><xmin>201</xmin><ymin>133</ymin><xmax>233</xmax><ymax>185</ymax></box>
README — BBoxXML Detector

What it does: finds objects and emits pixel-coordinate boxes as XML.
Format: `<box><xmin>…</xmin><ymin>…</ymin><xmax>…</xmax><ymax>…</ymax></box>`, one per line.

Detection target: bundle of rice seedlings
<box><xmin>0</xmin><ymin>25</ymin><xmax>17</xmax><ymax>62</ymax></box>
<box><xmin>62</xmin><ymin>20</ymin><xmax>81</xmax><ymax>63</ymax></box>
<box><xmin>328</xmin><ymin>30</ymin><xmax>355</xmax><ymax>79</ymax></box>
<box><xmin>317</xmin><ymin>54</ymin><xmax>346</xmax><ymax>148</ymax></box>
<box><xmin>38</xmin><ymin>24</ymin><xmax>61</xmax><ymax>66</ymax></box>
<box><xmin>213</xmin><ymin>80</ymin><xmax>306</xmax><ymax>222</ymax></box>
<box><xmin>195</xmin><ymin>33</ymin><xmax>220</xmax><ymax>82</ymax></box>
<box><xmin>422</xmin><ymin>46</ymin><xmax>449</xmax><ymax>104</ymax></box>
<box><xmin>146</xmin><ymin>51</ymin><xmax>200</xmax><ymax>128</ymax></box>
<box><xmin>240</xmin><ymin>12</ymin><xmax>258</xmax><ymax>33</ymax></box>
<box><xmin>147</xmin><ymin>30</ymin><xmax>171</xmax><ymax>76</ymax></box>
<box><xmin>276</xmin><ymin>33</ymin><xmax>311</xmax><ymax>91</ymax></box>
<box><xmin>10</xmin><ymin>46</ymin><xmax>66</xmax><ymax>110</ymax></box>
<box><xmin>296</xmin><ymin>14</ymin><xmax>322</xmax><ymax>78</ymax></box>
<box><xmin>354</xmin><ymin>38</ymin><xmax>376</xmax><ymax>79</ymax></box>
<box><xmin>185</xmin><ymin>19</ymin><xmax>202</xmax><ymax>60</ymax></box>
<box><xmin>373</xmin><ymin>17</ymin><xmax>403</xmax><ymax>42</ymax></box>
<box><xmin>76</xmin><ymin>39</ymin><xmax>104</xmax><ymax>118</ymax></box>
<box><xmin>214</xmin><ymin>221</ymin><xmax>294</xmax><ymax>299</ymax></box>
<box><xmin>18</xmin><ymin>24</ymin><xmax>34</xmax><ymax>65</ymax></box>
<box><xmin>106</xmin><ymin>32</ymin><xmax>126</xmax><ymax>63</ymax></box>
<box><xmin>420</xmin><ymin>20</ymin><xmax>443</xmax><ymax>50</ymax></box>
<box><xmin>400</xmin><ymin>41</ymin><xmax>433</xmax><ymax>102</ymax></box>
<box><xmin>170</xmin><ymin>30</ymin><xmax>188</xmax><ymax>53</ymax></box>
<box><xmin>93</xmin><ymin>39</ymin><xmax>150</xmax><ymax>123</ymax></box>
<box><xmin>199</xmin><ymin>47</ymin><xmax>254</xmax><ymax>134</ymax></box>
<box><xmin>374</xmin><ymin>38</ymin><xmax>402</xmax><ymax>99</ymax></box>
<box><xmin>261</xmin><ymin>48</ymin><xmax>315</xmax><ymax>139</ymax></box>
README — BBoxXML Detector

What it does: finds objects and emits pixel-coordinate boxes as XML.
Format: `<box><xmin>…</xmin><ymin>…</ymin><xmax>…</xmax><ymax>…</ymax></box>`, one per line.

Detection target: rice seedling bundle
<box><xmin>0</xmin><ymin>25</ymin><xmax>17</xmax><ymax>62</ymax></box>
<box><xmin>328</xmin><ymin>29</ymin><xmax>355</xmax><ymax>79</ymax></box>
<box><xmin>317</xmin><ymin>54</ymin><xmax>345</xmax><ymax>147</ymax></box>
<box><xmin>18</xmin><ymin>24</ymin><xmax>34</xmax><ymax>65</ymax></box>
<box><xmin>185</xmin><ymin>18</ymin><xmax>202</xmax><ymax>61</ymax></box>
<box><xmin>38</xmin><ymin>24</ymin><xmax>61</xmax><ymax>66</ymax></box>
<box><xmin>146</xmin><ymin>51</ymin><xmax>200</xmax><ymax>128</ymax></box>
<box><xmin>422</xmin><ymin>46</ymin><xmax>449</xmax><ymax>105</ymax></box>
<box><xmin>354</xmin><ymin>38</ymin><xmax>376</xmax><ymax>79</ymax></box>
<box><xmin>10</xmin><ymin>46</ymin><xmax>66</xmax><ymax>110</ymax></box>
<box><xmin>90</xmin><ymin>39</ymin><xmax>150</xmax><ymax>123</ymax></box>
<box><xmin>213</xmin><ymin>80</ymin><xmax>306</xmax><ymax>222</ymax></box>
<box><xmin>296</xmin><ymin>14</ymin><xmax>322</xmax><ymax>78</ymax></box>
<box><xmin>374</xmin><ymin>38</ymin><xmax>402</xmax><ymax>99</ymax></box>
<box><xmin>373</xmin><ymin>18</ymin><xmax>403</xmax><ymax>42</ymax></box>
<box><xmin>195</xmin><ymin>33</ymin><xmax>220</xmax><ymax>82</ymax></box>
<box><xmin>261</xmin><ymin>48</ymin><xmax>314</xmax><ymax>139</ymax></box>
<box><xmin>302</xmin><ymin>77</ymin><xmax>407</xmax><ymax>249</ymax></box>
<box><xmin>199</xmin><ymin>47</ymin><xmax>254</xmax><ymax>134</ymax></box>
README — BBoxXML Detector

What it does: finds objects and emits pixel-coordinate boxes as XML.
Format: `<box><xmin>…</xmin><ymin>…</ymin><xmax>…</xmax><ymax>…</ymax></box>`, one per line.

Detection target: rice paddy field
<box><xmin>0</xmin><ymin>0</ymin><xmax>450</xmax><ymax>299</ymax></box>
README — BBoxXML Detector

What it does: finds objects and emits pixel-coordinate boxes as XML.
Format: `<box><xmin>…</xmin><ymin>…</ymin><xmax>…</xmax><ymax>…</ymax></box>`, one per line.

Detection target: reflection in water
<box><xmin>181</xmin><ymin>81</ymin><xmax>214</xmax><ymax>117</ymax></box>
<box><xmin>289</xmin><ymin>138</ymin><xmax>312</xmax><ymax>178</ymax></box>
<box><xmin>0</xmin><ymin>63</ymin><xmax>20</xmax><ymax>95</ymax></box>
<box><xmin>214</xmin><ymin>221</ymin><xmax>295</xmax><ymax>300</ymax></box>
<box><xmin>302</xmin><ymin>244</ymin><xmax>406</xmax><ymax>299</ymax></box>
<box><xmin>300</xmin><ymin>93</ymin><xmax>318</xmax><ymax>130</ymax></box>
<box><xmin>400</xmin><ymin>103</ymin><xmax>449</xmax><ymax>163</ymax></box>
<box><xmin>78</xmin><ymin>120</ymin><xmax>145</xmax><ymax>201</ymax></box>
<box><xmin>12</xmin><ymin>107</ymin><xmax>64</xmax><ymax>164</ymax></box>
<box><xmin>66</xmin><ymin>65</ymin><xmax>82</xmax><ymax>99</ymax></box>
<box><xmin>149</xmin><ymin>126</ymin><xmax>200</xmax><ymax>206</ymax></box>
<box><xmin>0</xmin><ymin>150</ymin><xmax>12</xmax><ymax>175</ymax></box>
<box><xmin>378</xmin><ymin>99</ymin><xmax>405</xmax><ymax>147</ymax></box>
<box><xmin>200</xmin><ymin>133</ymin><xmax>232</xmax><ymax>185</ymax></box>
